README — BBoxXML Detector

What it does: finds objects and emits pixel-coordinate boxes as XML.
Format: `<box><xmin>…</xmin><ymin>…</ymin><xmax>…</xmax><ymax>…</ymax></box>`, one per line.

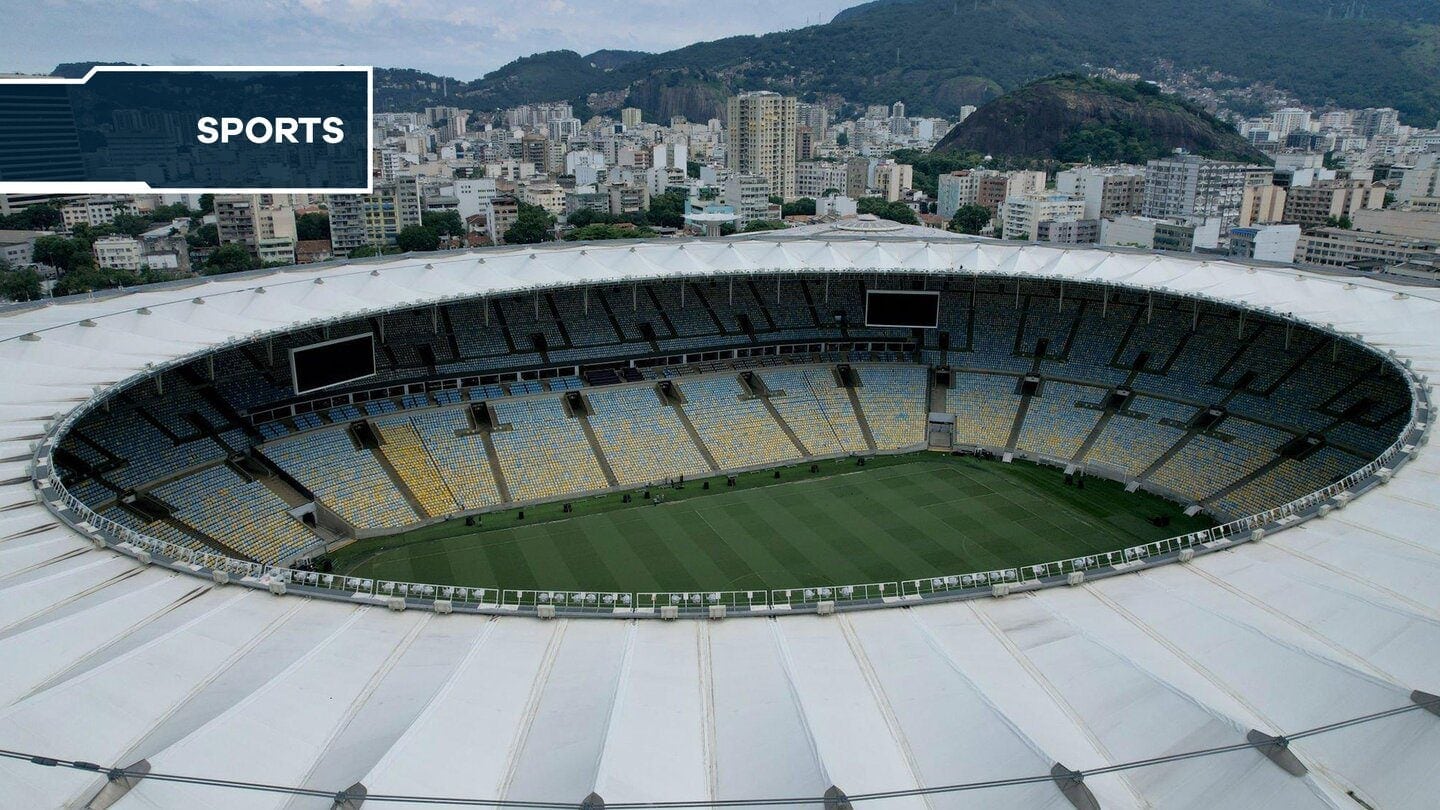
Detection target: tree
<box><xmin>203</xmin><ymin>243</ymin><xmax>258</xmax><ymax>275</ymax></box>
<box><xmin>949</xmin><ymin>204</ymin><xmax>992</xmax><ymax>235</ymax></box>
<box><xmin>857</xmin><ymin>197</ymin><xmax>919</xmax><ymax>225</ymax></box>
<box><xmin>781</xmin><ymin>198</ymin><xmax>816</xmax><ymax>217</ymax></box>
<box><xmin>52</xmin><ymin>265</ymin><xmax>136</xmax><ymax>296</ymax></box>
<box><xmin>836</xmin><ymin>131</ymin><xmax>849</xmax><ymax>147</ymax></box>
<box><xmin>1323</xmin><ymin>215</ymin><xmax>1354</xmax><ymax>230</ymax></box>
<box><xmin>396</xmin><ymin>225</ymin><xmax>440</xmax><ymax>252</ymax></box>
<box><xmin>198</xmin><ymin>194</ymin><xmax>215</xmax><ymax>214</ymax></box>
<box><xmin>31</xmin><ymin>235</ymin><xmax>91</xmax><ymax>274</ymax></box>
<box><xmin>296</xmin><ymin>212</ymin><xmax>331</xmax><ymax>241</ymax></box>
<box><xmin>645</xmin><ymin>190</ymin><xmax>687</xmax><ymax>229</ymax></box>
<box><xmin>187</xmin><ymin>223</ymin><xmax>219</xmax><ymax>248</ymax></box>
<box><xmin>504</xmin><ymin>203</ymin><xmax>555</xmax><ymax>245</ymax></box>
<box><xmin>110</xmin><ymin>213</ymin><xmax>151</xmax><ymax>238</ymax></box>
<box><xmin>566</xmin><ymin>208</ymin><xmax>615</xmax><ymax>229</ymax></box>
<box><xmin>348</xmin><ymin>244</ymin><xmax>380</xmax><ymax>258</ymax></box>
<box><xmin>564</xmin><ymin>223</ymin><xmax>656</xmax><ymax>241</ymax></box>
<box><xmin>422</xmin><ymin>210</ymin><xmax>464</xmax><ymax>238</ymax></box>
<box><xmin>0</xmin><ymin>268</ymin><xmax>42</xmax><ymax>302</ymax></box>
<box><xmin>742</xmin><ymin>220</ymin><xmax>788</xmax><ymax>232</ymax></box>
<box><xmin>0</xmin><ymin>264</ymin><xmax>42</xmax><ymax>302</ymax></box>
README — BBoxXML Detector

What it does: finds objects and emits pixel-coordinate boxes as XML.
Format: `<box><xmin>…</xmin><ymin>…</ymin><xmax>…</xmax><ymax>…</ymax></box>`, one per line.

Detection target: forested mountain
<box><xmin>373</xmin><ymin>0</ymin><xmax>1440</xmax><ymax>125</ymax></box>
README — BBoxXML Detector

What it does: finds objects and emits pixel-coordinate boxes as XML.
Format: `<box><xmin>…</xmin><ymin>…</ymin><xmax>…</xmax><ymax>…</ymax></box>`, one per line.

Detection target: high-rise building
<box><xmin>796</xmin><ymin>161</ymin><xmax>849</xmax><ymax>199</ymax></box>
<box><xmin>937</xmin><ymin>169</ymin><xmax>997</xmax><ymax>219</ymax></box>
<box><xmin>1281</xmin><ymin>180</ymin><xmax>1385</xmax><ymax>228</ymax></box>
<box><xmin>621</xmin><ymin>107</ymin><xmax>643</xmax><ymax>128</ymax></box>
<box><xmin>1142</xmin><ymin>153</ymin><xmax>1271</xmax><ymax>235</ymax></box>
<box><xmin>797</xmin><ymin>103</ymin><xmax>829</xmax><ymax>137</ymax></box>
<box><xmin>999</xmin><ymin>193</ymin><xmax>1086</xmax><ymax>241</ymax></box>
<box><xmin>726</xmin><ymin>91</ymin><xmax>798</xmax><ymax>201</ymax></box>
<box><xmin>214</xmin><ymin>194</ymin><xmax>298</xmax><ymax>264</ymax></box>
<box><xmin>723</xmin><ymin>173</ymin><xmax>772</xmax><ymax>227</ymax></box>
<box><xmin>326</xmin><ymin>195</ymin><xmax>367</xmax><ymax>257</ymax></box>
<box><xmin>1356</xmin><ymin>107</ymin><xmax>1399</xmax><ymax>138</ymax></box>
<box><xmin>1055</xmin><ymin>166</ymin><xmax>1146</xmax><ymax>220</ymax></box>
<box><xmin>1270</xmin><ymin>108</ymin><xmax>1312</xmax><ymax>137</ymax></box>
<box><xmin>872</xmin><ymin>160</ymin><xmax>914</xmax><ymax>202</ymax></box>
<box><xmin>360</xmin><ymin>177</ymin><xmax>423</xmax><ymax>247</ymax></box>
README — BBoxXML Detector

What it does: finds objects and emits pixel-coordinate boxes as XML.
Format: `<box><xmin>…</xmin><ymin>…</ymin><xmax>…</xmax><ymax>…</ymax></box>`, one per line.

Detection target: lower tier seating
<box><xmin>262</xmin><ymin>429</ymin><xmax>418</xmax><ymax>530</ymax></box>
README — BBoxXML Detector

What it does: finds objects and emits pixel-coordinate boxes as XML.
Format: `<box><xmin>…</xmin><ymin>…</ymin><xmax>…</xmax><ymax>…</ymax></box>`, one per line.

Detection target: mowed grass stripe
<box><xmin>333</xmin><ymin>454</ymin><xmax>1213</xmax><ymax>592</ymax></box>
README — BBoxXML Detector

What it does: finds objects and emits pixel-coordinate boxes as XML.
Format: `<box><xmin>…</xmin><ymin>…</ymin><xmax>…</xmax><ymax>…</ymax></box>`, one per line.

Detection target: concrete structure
<box><xmin>1</xmin><ymin>235</ymin><xmax>1437</xmax><ymax>808</ymax></box>
<box><xmin>485</xmin><ymin>196</ymin><xmax>519</xmax><ymax>245</ymax></box>
<box><xmin>1142</xmin><ymin>153</ymin><xmax>1272</xmax><ymax>239</ymax></box>
<box><xmin>723</xmin><ymin>173</ymin><xmax>772</xmax><ymax>227</ymax></box>
<box><xmin>796</xmin><ymin>161</ymin><xmax>849</xmax><ymax>200</ymax></box>
<box><xmin>1282</xmin><ymin>180</ymin><xmax>1385</xmax><ymax>228</ymax></box>
<box><xmin>999</xmin><ymin>193</ymin><xmax>1086</xmax><ymax>241</ymax></box>
<box><xmin>361</xmin><ymin>178</ymin><xmax>423</xmax><ymax>247</ymax></box>
<box><xmin>59</xmin><ymin>196</ymin><xmax>137</xmax><ymax>230</ymax></box>
<box><xmin>1228</xmin><ymin>224</ymin><xmax>1301</xmax><ymax>263</ymax></box>
<box><xmin>91</xmin><ymin>235</ymin><xmax>142</xmax><ymax>271</ymax></box>
<box><xmin>214</xmin><ymin>195</ymin><xmax>297</xmax><ymax>263</ymax></box>
<box><xmin>726</xmin><ymin>91</ymin><xmax>798</xmax><ymax>201</ymax></box>
<box><xmin>1056</xmin><ymin>166</ymin><xmax>1146</xmax><ymax>220</ymax></box>
<box><xmin>1240</xmin><ymin>184</ymin><xmax>1287</xmax><ymax>227</ymax></box>
<box><xmin>936</xmin><ymin>169</ymin><xmax>998</xmax><ymax>219</ymax></box>
<box><xmin>1299</xmin><ymin>227</ymin><xmax>1440</xmax><ymax>269</ymax></box>
<box><xmin>325</xmin><ymin>195</ymin><xmax>367</xmax><ymax>257</ymax></box>
<box><xmin>1035</xmin><ymin>218</ymin><xmax>1099</xmax><ymax>244</ymax></box>
<box><xmin>620</xmin><ymin>107</ymin><xmax>643</xmax><ymax>128</ymax></box>
<box><xmin>1100</xmin><ymin>215</ymin><xmax>1198</xmax><ymax>252</ymax></box>
<box><xmin>871</xmin><ymin>160</ymin><xmax>914</xmax><ymax>202</ymax></box>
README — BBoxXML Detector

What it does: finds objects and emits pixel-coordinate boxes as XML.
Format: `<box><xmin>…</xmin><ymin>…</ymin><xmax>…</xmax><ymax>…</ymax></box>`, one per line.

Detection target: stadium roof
<box><xmin>1</xmin><ymin>234</ymin><xmax>1438</xmax><ymax>808</ymax></box>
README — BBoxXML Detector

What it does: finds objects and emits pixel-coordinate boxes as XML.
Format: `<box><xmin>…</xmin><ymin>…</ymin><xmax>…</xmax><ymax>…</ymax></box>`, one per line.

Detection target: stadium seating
<box><xmin>409</xmin><ymin>409</ymin><xmax>503</xmax><ymax>511</ymax></box>
<box><xmin>149</xmin><ymin>464</ymin><xmax>318</xmax><ymax>562</ymax></box>
<box><xmin>679</xmin><ymin>375</ymin><xmax>800</xmax><ymax>469</ymax></box>
<box><xmin>947</xmin><ymin>372</ymin><xmax>1023</xmax><ymax>448</ymax></box>
<box><xmin>852</xmin><ymin>364</ymin><xmax>928</xmax><ymax>449</ymax></box>
<box><xmin>489</xmin><ymin>398</ymin><xmax>610</xmax><ymax>502</ymax></box>
<box><xmin>261</xmin><ymin>428</ymin><xmax>418</xmax><ymax>529</ymax></box>
<box><xmin>1016</xmin><ymin>382</ymin><xmax>1106</xmax><ymax>461</ymax></box>
<box><xmin>759</xmin><ymin>368</ymin><xmax>868</xmax><ymax>456</ymax></box>
<box><xmin>586</xmin><ymin>386</ymin><xmax>712</xmax><ymax>485</ymax></box>
<box><xmin>374</xmin><ymin>416</ymin><xmax>460</xmax><ymax>517</ymax></box>
<box><xmin>54</xmin><ymin>274</ymin><xmax>1417</xmax><ymax>543</ymax></box>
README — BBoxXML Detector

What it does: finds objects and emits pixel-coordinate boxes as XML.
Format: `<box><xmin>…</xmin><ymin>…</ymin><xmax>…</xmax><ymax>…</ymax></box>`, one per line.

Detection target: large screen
<box><xmin>290</xmin><ymin>333</ymin><xmax>376</xmax><ymax>395</ymax></box>
<box><xmin>865</xmin><ymin>290</ymin><xmax>940</xmax><ymax>328</ymax></box>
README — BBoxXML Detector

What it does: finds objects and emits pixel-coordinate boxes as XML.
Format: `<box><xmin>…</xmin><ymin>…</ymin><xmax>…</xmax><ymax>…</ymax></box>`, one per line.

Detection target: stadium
<box><xmin>2</xmin><ymin>225</ymin><xmax>1438</xmax><ymax>808</ymax></box>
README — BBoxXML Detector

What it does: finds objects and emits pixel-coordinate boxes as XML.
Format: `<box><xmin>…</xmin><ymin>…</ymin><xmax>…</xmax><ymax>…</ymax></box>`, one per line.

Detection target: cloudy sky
<box><xmin>5</xmin><ymin>0</ymin><xmax>866</xmax><ymax>78</ymax></box>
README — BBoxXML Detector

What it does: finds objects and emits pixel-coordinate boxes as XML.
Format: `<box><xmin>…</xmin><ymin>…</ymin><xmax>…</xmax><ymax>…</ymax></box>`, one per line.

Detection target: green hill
<box><xmin>933</xmin><ymin>75</ymin><xmax>1269</xmax><ymax>164</ymax></box>
<box><xmin>366</xmin><ymin>0</ymin><xmax>1440</xmax><ymax>125</ymax></box>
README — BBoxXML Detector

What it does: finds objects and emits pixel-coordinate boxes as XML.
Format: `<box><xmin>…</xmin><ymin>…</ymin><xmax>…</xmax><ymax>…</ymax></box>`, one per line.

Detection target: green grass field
<box><xmin>329</xmin><ymin>453</ymin><xmax>1213</xmax><ymax>593</ymax></box>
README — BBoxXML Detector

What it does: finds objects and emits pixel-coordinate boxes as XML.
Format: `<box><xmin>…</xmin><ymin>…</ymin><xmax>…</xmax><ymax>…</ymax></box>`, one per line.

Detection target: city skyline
<box><xmin>2</xmin><ymin>0</ymin><xmax>863</xmax><ymax>79</ymax></box>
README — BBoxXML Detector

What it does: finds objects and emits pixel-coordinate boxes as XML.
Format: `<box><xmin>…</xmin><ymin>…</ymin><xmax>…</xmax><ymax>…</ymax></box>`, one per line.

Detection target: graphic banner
<box><xmin>0</xmin><ymin>66</ymin><xmax>372</xmax><ymax>193</ymax></box>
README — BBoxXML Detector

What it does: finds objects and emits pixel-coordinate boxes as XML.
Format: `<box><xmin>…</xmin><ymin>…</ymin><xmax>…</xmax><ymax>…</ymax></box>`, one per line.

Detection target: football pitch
<box><xmin>329</xmin><ymin>453</ymin><xmax>1214</xmax><ymax>594</ymax></box>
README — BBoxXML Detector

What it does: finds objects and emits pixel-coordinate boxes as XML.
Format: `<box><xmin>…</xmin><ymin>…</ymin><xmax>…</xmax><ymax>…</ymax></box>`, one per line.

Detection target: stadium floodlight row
<box><xmin>2</xmin><ymin>231</ymin><xmax>1439</xmax><ymax>808</ymax></box>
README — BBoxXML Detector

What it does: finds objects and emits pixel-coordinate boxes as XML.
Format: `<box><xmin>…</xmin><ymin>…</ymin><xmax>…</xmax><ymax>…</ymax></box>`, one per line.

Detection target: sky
<box><xmin>4</xmin><ymin>0</ymin><xmax>867</xmax><ymax>79</ymax></box>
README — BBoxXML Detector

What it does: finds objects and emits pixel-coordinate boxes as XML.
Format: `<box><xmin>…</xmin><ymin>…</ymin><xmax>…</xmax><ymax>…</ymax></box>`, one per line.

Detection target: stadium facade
<box><xmin>1</xmin><ymin>230</ymin><xmax>1438</xmax><ymax>808</ymax></box>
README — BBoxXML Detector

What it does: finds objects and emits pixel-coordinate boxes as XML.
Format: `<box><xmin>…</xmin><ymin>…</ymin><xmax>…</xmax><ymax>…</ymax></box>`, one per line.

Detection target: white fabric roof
<box><xmin>0</xmin><ymin>235</ymin><xmax>1438</xmax><ymax>808</ymax></box>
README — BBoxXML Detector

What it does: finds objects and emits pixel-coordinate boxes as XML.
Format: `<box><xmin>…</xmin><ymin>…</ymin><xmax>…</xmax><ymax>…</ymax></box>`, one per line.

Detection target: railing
<box><xmin>34</xmin><ymin>386</ymin><xmax>1425</xmax><ymax>618</ymax></box>
<box><xmin>26</xmin><ymin>275</ymin><xmax>1433</xmax><ymax>619</ymax></box>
